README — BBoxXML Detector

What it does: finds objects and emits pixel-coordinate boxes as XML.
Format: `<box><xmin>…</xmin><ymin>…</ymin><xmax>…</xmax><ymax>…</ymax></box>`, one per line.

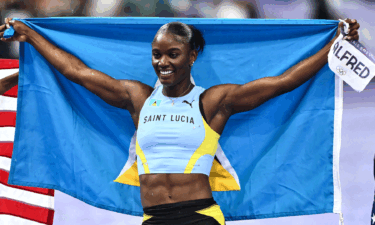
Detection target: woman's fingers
<box><xmin>348</xmin><ymin>29</ymin><xmax>358</xmax><ymax>37</ymax></box>
<box><xmin>348</xmin><ymin>34</ymin><xmax>359</xmax><ymax>41</ymax></box>
<box><xmin>348</xmin><ymin>19</ymin><xmax>357</xmax><ymax>24</ymax></box>
<box><xmin>344</xmin><ymin>33</ymin><xmax>359</xmax><ymax>41</ymax></box>
<box><xmin>350</xmin><ymin>23</ymin><xmax>360</xmax><ymax>31</ymax></box>
<box><xmin>343</xmin><ymin>18</ymin><xmax>359</xmax><ymax>30</ymax></box>
<box><xmin>5</xmin><ymin>18</ymin><xmax>12</xmax><ymax>24</ymax></box>
<box><xmin>1</xmin><ymin>37</ymin><xmax>13</xmax><ymax>42</ymax></box>
<box><xmin>344</xmin><ymin>18</ymin><xmax>356</xmax><ymax>24</ymax></box>
<box><xmin>340</xmin><ymin>19</ymin><xmax>360</xmax><ymax>41</ymax></box>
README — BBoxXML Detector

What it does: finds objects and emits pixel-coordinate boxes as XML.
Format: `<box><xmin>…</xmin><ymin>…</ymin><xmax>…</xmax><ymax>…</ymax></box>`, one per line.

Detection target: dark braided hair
<box><xmin>153</xmin><ymin>22</ymin><xmax>205</xmax><ymax>54</ymax></box>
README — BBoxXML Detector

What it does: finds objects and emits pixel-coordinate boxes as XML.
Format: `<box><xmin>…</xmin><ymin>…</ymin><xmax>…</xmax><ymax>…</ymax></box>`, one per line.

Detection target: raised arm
<box><xmin>203</xmin><ymin>19</ymin><xmax>359</xmax><ymax>118</ymax></box>
<box><xmin>0</xmin><ymin>18</ymin><xmax>153</xmax><ymax>111</ymax></box>
<box><xmin>0</xmin><ymin>71</ymin><xmax>18</xmax><ymax>95</ymax></box>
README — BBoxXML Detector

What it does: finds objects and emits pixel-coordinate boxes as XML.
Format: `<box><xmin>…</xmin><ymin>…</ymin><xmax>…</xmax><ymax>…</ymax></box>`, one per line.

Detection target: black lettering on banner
<box><xmin>359</xmin><ymin>67</ymin><xmax>370</xmax><ymax>78</ymax></box>
<box><xmin>176</xmin><ymin>115</ymin><xmax>180</xmax><ymax>122</ymax></box>
<box><xmin>162</xmin><ymin>115</ymin><xmax>166</xmax><ymax>121</ymax></box>
<box><xmin>332</xmin><ymin>42</ymin><xmax>339</xmax><ymax>54</ymax></box>
<box><xmin>346</xmin><ymin>56</ymin><xmax>358</xmax><ymax>70</ymax></box>
<box><xmin>144</xmin><ymin>116</ymin><xmax>147</xmax><ymax>124</ymax></box>
<box><xmin>190</xmin><ymin>117</ymin><xmax>194</xmax><ymax>124</ymax></box>
<box><xmin>340</xmin><ymin>51</ymin><xmax>352</xmax><ymax>61</ymax></box>
<box><xmin>181</xmin><ymin>115</ymin><xmax>185</xmax><ymax>122</ymax></box>
<box><xmin>148</xmin><ymin>115</ymin><xmax>152</xmax><ymax>122</ymax></box>
<box><xmin>156</xmin><ymin>115</ymin><xmax>161</xmax><ymax>121</ymax></box>
<box><xmin>335</xmin><ymin>46</ymin><xmax>343</xmax><ymax>59</ymax></box>
<box><xmin>153</xmin><ymin>115</ymin><xmax>156</xmax><ymax>121</ymax></box>
<box><xmin>171</xmin><ymin>115</ymin><xmax>174</xmax><ymax>121</ymax></box>
<box><xmin>186</xmin><ymin>116</ymin><xmax>189</xmax><ymax>123</ymax></box>
<box><xmin>353</xmin><ymin>61</ymin><xmax>365</xmax><ymax>75</ymax></box>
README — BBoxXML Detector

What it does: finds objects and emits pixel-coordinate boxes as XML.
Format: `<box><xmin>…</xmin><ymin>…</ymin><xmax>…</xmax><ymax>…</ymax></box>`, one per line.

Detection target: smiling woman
<box><xmin>0</xmin><ymin>18</ymin><xmax>361</xmax><ymax>225</ymax></box>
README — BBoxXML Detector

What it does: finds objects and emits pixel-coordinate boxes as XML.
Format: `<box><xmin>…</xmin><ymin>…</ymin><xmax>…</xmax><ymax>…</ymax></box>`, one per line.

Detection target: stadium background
<box><xmin>0</xmin><ymin>0</ymin><xmax>374</xmax><ymax>224</ymax></box>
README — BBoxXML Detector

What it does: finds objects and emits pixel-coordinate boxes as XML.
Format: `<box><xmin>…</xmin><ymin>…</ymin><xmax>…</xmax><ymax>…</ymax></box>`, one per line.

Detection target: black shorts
<box><xmin>142</xmin><ymin>198</ymin><xmax>225</xmax><ymax>225</ymax></box>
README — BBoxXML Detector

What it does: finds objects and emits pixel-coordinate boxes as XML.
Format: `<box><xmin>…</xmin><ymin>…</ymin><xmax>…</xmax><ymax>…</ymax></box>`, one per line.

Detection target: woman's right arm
<box><xmin>0</xmin><ymin>71</ymin><xmax>18</xmax><ymax>95</ymax></box>
<box><xmin>0</xmin><ymin>18</ymin><xmax>153</xmax><ymax>110</ymax></box>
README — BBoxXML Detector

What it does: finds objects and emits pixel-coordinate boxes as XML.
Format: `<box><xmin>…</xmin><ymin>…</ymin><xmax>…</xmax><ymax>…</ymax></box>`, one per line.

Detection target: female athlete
<box><xmin>0</xmin><ymin>18</ymin><xmax>360</xmax><ymax>225</ymax></box>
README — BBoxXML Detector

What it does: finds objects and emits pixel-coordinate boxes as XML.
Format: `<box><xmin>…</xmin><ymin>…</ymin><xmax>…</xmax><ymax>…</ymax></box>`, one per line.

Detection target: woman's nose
<box><xmin>158</xmin><ymin>56</ymin><xmax>168</xmax><ymax>67</ymax></box>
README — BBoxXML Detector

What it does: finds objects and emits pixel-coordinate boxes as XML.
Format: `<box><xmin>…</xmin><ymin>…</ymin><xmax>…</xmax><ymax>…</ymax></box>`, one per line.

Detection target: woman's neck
<box><xmin>162</xmin><ymin>80</ymin><xmax>194</xmax><ymax>98</ymax></box>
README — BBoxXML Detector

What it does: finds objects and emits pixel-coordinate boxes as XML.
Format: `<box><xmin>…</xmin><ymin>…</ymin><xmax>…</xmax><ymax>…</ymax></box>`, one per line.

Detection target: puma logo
<box><xmin>182</xmin><ymin>100</ymin><xmax>194</xmax><ymax>108</ymax></box>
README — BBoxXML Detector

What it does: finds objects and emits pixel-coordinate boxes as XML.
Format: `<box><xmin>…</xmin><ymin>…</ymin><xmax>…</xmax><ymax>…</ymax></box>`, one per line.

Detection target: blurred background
<box><xmin>0</xmin><ymin>1</ymin><xmax>374</xmax><ymax>225</ymax></box>
<box><xmin>0</xmin><ymin>0</ymin><xmax>374</xmax><ymax>58</ymax></box>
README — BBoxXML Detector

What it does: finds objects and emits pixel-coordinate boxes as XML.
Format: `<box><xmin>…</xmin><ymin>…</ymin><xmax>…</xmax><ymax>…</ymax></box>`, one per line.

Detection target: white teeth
<box><xmin>160</xmin><ymin>71</ymin><xmax>173</xmax><ymax>75</ymax></box>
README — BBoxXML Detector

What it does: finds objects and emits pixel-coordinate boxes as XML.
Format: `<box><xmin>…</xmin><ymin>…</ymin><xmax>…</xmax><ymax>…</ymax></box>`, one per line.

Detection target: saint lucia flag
<box><xmin>8</xmin><ymin>18</ymin><xmax>342</xmax><ymax>221</ymax></box>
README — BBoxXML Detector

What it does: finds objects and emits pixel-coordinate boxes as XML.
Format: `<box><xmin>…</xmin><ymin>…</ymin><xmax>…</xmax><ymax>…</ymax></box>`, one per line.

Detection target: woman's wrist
<box><xmin>25</xmin><ymin>28</ymin><xmax>37</xmax><ymax>44</ymax></box>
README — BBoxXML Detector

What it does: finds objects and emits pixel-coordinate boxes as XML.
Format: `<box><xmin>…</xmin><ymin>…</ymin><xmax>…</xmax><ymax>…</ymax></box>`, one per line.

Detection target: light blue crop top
<box><xmin>136</xmin><ymin>85</ymin><xmax>220</xmax><ymax>176</ymax></box>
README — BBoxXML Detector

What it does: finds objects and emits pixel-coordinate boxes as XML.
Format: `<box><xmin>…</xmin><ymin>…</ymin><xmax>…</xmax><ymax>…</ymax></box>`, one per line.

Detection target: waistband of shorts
<box><xmin>143</xmin><ymin>198</ymin><xmax>216</xmax><ymax>216</ymax></box>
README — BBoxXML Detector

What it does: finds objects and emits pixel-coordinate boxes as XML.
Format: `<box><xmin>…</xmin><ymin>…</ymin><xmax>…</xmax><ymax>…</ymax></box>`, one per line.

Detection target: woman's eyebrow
<box><xmin>168</xmin><ymin>48</ymin><xmax>182</xmax><ymax>52</ymax></box>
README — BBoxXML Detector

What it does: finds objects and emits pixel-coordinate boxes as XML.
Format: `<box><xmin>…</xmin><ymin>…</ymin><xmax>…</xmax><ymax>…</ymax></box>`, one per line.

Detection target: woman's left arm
<box><xmin>213</xmin><ymin>19</ymin><xmax>359</xmax><ymax>115</ymax></box>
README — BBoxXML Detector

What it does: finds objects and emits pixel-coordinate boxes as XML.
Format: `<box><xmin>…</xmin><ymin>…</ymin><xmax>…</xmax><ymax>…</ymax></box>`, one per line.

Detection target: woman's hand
<box><xmin>336</xmin><ymin>18</ymin><xmax>360</xmax><ymax>41</ymax></box>
<box><xmin>0</xmin><ymin>18</ymin><xmax>31</xmax><ymax>43</ymax></box>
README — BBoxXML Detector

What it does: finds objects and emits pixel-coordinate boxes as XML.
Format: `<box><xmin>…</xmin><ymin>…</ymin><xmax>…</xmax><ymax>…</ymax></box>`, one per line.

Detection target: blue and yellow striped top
<box><xmin>136</xmin><ymin>85</ymin><xmax>220</xmax><ymax>176</ymax></box>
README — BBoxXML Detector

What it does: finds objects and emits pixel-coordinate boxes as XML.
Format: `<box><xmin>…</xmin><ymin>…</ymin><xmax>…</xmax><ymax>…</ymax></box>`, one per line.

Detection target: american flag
<box><xmin>0</xmin><ymin>59</ymin><xmax>55</xmax><ymax>225</ymax></box>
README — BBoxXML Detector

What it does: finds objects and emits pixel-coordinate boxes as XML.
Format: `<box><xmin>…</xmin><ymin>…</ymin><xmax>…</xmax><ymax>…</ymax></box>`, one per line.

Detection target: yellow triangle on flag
<box><xmin>209</xmin><ymin>159</ymin><xmax>240</xmax><ymax>191</ymax></box>
<box><xmin>114</xmin><ymin>161</ymin><xmax>140</xmax><ymax>186</ymax></box>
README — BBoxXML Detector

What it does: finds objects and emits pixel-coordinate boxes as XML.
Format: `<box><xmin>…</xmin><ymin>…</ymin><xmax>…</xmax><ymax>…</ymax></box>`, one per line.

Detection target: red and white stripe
<box><xmin>0</xmin><ymin>59</ymin><xmax>55</xmax><ymax>225</ymax></box>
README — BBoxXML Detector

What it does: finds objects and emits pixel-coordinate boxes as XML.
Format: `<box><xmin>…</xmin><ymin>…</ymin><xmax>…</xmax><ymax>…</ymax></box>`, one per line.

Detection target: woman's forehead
<box><xmin>152</xmin><ymin>33</ymin><xmax>187</xmax><ymax>48</ymax></box>
<box><xmin>153</xmin><ymin>32</ymin><xmax>187</xmax><ymax>44</ymax></box>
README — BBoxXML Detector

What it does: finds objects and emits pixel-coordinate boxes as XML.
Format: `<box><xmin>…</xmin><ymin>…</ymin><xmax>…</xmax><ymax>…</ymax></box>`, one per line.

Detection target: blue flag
<box><xmin>8</xmin><ymin>18</ymin><xmax>342</xmax><ymax>221</ymax></box>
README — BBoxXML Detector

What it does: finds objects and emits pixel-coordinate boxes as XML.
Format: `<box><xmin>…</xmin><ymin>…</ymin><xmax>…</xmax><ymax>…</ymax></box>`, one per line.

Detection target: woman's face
<box><xmin>152</xmin><ymin>32</ymin><xmax>195</xmax><ymax>86</ymax></box>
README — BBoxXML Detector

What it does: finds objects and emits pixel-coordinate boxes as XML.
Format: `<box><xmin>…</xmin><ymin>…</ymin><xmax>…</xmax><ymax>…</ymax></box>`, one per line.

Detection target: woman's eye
<box><xmin>170</xmin><ymin>53</ymin><xmax>178</xmax><ymax>58</ymax></box>
<box><xmin>153</xmin><ymin>53</ymin><xmax>160</xmax><ymax>58</ymax></box>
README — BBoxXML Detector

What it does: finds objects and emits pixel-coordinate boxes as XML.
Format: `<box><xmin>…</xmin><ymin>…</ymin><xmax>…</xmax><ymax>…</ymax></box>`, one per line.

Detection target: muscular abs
<box><xmin>139</xmin><ymin>174</ymin><xmax>212</xmax><ymax>207</ymax></box>
<box><xmin>131</xmin><ymin>88</ymin><xmax>228</xmax><ymax>208</ymax></box>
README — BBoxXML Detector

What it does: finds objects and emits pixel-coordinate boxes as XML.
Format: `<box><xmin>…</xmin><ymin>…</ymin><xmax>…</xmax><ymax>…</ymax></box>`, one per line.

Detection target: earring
<box><xmin>190</xmin><ymin>62</ymin><xmax>194</xmax><ymax>67</ymax></box>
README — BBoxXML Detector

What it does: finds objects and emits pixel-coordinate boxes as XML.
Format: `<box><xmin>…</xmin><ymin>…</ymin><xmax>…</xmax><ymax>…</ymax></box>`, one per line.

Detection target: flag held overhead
<box><xmin>8</xmin><ymin>18</ymin><xmax>341</xmax><ymax>221</ymax></box>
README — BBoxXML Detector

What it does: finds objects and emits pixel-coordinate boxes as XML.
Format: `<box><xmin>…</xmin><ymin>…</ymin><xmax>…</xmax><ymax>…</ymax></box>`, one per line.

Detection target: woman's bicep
<box><xmin>227</xmin><ymin>76</ymin><xmax>286</xmax><ymax>114</ymax></box>
<box><xmin>78</xmin><ymin>68</ymin><xmax>151</xmax><ymax>109</ymax></box>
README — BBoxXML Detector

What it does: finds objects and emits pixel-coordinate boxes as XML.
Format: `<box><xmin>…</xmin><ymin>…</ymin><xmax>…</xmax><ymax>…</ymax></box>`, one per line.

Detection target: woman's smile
<box><xmin>160</xmin><ymin>70</ymin><xmax>173</xmax><ymax>75</ymax></box>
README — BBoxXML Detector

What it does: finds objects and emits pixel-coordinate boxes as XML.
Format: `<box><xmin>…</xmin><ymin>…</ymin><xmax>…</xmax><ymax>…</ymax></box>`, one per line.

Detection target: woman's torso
<box><xmin>130</xmin><ymin>84</ymin><xmax>227</xmax><ymax>208</ymax></box>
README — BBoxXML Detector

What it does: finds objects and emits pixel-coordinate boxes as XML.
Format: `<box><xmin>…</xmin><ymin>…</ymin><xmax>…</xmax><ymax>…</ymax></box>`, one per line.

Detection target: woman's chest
<box><xmin>137</xmin><ymin>105</ymin><xmax>205</xmax><ymax>149</ymax></box>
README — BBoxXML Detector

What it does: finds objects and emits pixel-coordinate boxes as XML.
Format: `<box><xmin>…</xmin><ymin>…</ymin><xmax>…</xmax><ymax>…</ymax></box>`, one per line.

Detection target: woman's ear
<box><xmin>190</xmin><ymin>49</ymin><xmax>198</xmax><ymax>65</ymax></box>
